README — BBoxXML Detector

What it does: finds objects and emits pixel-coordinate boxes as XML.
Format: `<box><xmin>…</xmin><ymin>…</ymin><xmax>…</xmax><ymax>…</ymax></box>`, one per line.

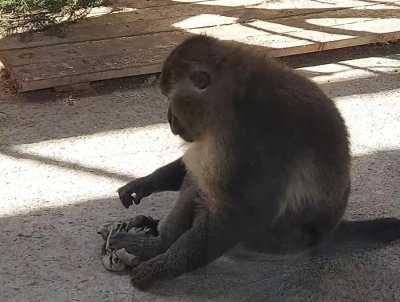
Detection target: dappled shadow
<box><xmin>281</xmin><ymin>44</ymin><xmax>400</xmax><ymax>68</ymax></box>
<box><xmin>0</xmin><ymin>146</ymin><xmax>133</xmax><ymax>181</ymax></box>
<box><xmin>0</xmin><ymin>78</ymin><xmax>168</xmax><ymax>146</ymax></box>
<box><xmin>1</xmin><ymin>0</ymin><xmax>398</xmax><ymax>48</ymax></box>
<box><xmin>1</xmin><ymin>42</ymin><xmax>399</xmax><ymax>147</ymax></box>
<box><xmin>0</xmin><ymin>0</ymin><xmax>399</xmax><ymax>91</ymax></box>
<box><xmin>316</xmin><ymin>72</ymin><xmax>400</xmax><ymax>98</ymax></box>
<box><xmin>1</xmin><ymin>3</ymin><xmax>399</xmax><ymax>300</ymax></box>
<box><xmin>0</xmin><ymin>148</ymin><xmax>399</xmax><ymax>301</ymax></box>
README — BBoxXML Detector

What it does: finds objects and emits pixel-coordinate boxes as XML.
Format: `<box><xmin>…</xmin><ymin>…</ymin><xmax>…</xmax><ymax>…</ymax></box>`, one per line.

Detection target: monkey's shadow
<box><xmin>143</xmin><ymin>243</ymin><xmax>399</xmax><ymax>301</ymax></box>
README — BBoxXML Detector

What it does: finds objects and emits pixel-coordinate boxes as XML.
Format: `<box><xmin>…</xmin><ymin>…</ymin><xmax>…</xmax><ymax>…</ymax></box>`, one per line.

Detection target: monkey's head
<box><xmin>160</xmin><ymin>35</ymin><xmax>236</xmax><ymax>142</ymax></box>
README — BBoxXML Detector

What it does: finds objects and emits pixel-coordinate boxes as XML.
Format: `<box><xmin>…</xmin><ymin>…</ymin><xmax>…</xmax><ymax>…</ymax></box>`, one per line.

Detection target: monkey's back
<box><xmin>166</xmin><ymin>35</ymin><xmax>351</xmax><ymax>250</ymax></box>
<box><xmin>218</xmin><ymin>41</ymin><xmax>351</xmax><ymax>239</ymax></box>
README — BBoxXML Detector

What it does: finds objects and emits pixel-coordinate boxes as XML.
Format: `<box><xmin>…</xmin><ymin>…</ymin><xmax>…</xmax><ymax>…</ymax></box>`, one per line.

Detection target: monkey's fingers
<box><xmin>118</xmin><ymin>191</ymin><xmax>136</xmax><ymax>208</ymax></box>
<box><xmin>115</xmin><ymin>248</ymin><xmax>141</xmax><ymax>268</ymax></box>
<box><xmin>102</xmin><ymin>250</ymin><xmax>127</xmax><ymax>272</ymax></box>
<box><xmin>109</xmin><ymin>232</ymin><xmax>136</xmax><ymax>250</ymax></box>
<box><xmin>130</xmin><ymin>264</ymin><xmax>156</xmax><ymax>290</ymax></box>
<box><xmin>127</xmin><ymin>215</ymin><xmax>151</xmax><ymax>229</ymax></box>
<box><xmin>131</xmin><ymin>192</ymin><xmax>143</xmax><ymax>205</ymax></box>
<box><xmin>117</xmin><ymin>215</ymin><xmax>159</xmax><ymax>237</ymax></box>
<box><xmin>118</xmin><ymin>188</ymin><xmax>144</xmax><ymax>208</ymax></box>
<box><xmin>117</xmin><ymin>188</ymin><xmax>133</xmax><ymax>208</ymax></box>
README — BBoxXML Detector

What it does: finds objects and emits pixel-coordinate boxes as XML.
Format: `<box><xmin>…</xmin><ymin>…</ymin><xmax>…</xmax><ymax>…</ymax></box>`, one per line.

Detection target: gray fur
<box><xmin>108</xmin><ymin>35</ymin><xmax>400</xmax><ymax>290</ymax></box>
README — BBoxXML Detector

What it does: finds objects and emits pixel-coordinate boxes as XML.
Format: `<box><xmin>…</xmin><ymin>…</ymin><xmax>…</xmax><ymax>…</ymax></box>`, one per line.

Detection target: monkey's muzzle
<box><xmin>167</xmin><ymin>106</ymin><xmax>178</xmax><ymax>135</ymax></box>
<box><xmin>168</xmin><ymin>106</ymin><xmax>192</xmax><ymax>140</ymax></box>
<box><xmin>168</xmin><ymin>106</ymin><xmax>197</xmax><ymax>142</ymax></box>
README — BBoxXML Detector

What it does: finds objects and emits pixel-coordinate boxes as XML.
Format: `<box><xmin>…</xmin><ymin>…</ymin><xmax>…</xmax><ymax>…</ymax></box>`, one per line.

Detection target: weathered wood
<box><xmin>12</xmin><ymin>64</ymin><xmax>162</xmax><ymax>92</ymax></box>
<box><xmin>113</xmin><ymin>0</ymin><xmax>215</xmax><ymax>9</ymax></box>
<box><xmin>6</xmin><ymin>31</ymin><xmax>190</xmax><ymax>92</ymax></box>
<box><xmin>0</xmin><ymin>30</ymin><xmax>189</xmax><ymax>68</ymax></box>
<box><xmin>0</xmin><ymin>0</ymin><xmax>379</xmax><ymax>50</ymax></box>
<box><xmin>0</xmin><ymin>0</ymin><xmax>399</xmax><ymax>92</ymax></box>
<box><xmin>0</xmin><ymin>1</ymin><xmax>266</xmax><ymax>50</ymax></box>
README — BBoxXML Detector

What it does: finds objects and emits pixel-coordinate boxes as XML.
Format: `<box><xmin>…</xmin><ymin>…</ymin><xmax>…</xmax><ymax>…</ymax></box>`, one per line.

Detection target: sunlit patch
<box><xmin>251</xmin><ymin>0</ymin><xmax>370</xmax><ymax>10</ymax></box>
<box><xmin>306</xmin><ymin>18</ymin><xmax>373</xmax><ymax>27</ymax></box>
<box><xmin>335</xmin><ymin>93</ymin><xmax>400</xmax><ymax>156</ymax></box>
<box><xmin>173</xmin><ymin>14</ymin><xmax>238</xmax><ymax>29</ymax></box>
<box><xmin>357</xmin><ymin>2</ymin><xmax>400</xmax><ymax>10</ymax></box>
<box><xmin>307</xmin><ymin>18</ymin><xmax>400</xmax><ymax>33</ymax></box>
<box><xmin>86</xmin><ymin>6</ymin><xmax>114</xmax><ymax>18</ymax></box>
<box><xmin>298</xmin><ymin>56</ymin><xmax>400</xmax><ymax>156</ymax></box>
<box><xmin>248</xmin><ymin>19</ymin><xmax>353</xmax><ymax>42</ymax></box>
<box><xmin>173</xmin><ymin>0</ymin><xmax>264</xmax><ymax>7</ymax></box>
<box><xmin>299</xmin><ymin>56</ymin><xmax>400</xmax><ymax>84</ymax></box>
<box><xmin>85</xmin><ymin>6</ymin><xmax>137</xmax><ymax>19</ymax></box>
<box><xmin>0</xmin><ymin>124</ymin><xmax>183</xmax><ymax>217</ymax></box>
<box><xmin>188</xmin><ymin>20</ymin><xmax>352</xmax><ymax>48</ymax></box>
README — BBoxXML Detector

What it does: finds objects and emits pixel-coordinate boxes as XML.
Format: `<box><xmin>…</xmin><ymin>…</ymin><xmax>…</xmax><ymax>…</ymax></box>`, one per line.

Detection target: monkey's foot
<box><xmin>130</xmin><ymin>259</ymin><xmax>161</xmax><ymax>290</ymax></box>
<box><xmin>98</xmin><ymin>215</ymin><xmax>159</xmax><ymax>272</ymax></box>
<box><xmin>101</xmin><ymin>246</ymin><xmax>139</xmax><ymax>272</ymax></box>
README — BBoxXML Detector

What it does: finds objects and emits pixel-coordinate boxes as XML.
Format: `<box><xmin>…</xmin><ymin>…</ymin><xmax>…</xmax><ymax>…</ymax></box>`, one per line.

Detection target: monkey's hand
<box><xmin>98</xmin><ymin>215</ymin><xmax>159</xmax><ymax>240</ymax></box>
<box><xmin>99</xmin><ymin>216</ymin><xmax>160</xmax><ymax>272</ymax></box>
<box><xmin>118</xmin><ymin>178</ymin><xmax>153</xmax><ymax>208</ymax></box>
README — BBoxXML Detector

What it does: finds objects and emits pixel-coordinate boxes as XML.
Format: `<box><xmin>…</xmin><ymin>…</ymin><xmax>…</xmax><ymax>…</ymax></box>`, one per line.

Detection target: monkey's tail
<box><xmin>329</xmin><ymin>217</ymin><xmax>400</xmax><ymax>247</ymax></box>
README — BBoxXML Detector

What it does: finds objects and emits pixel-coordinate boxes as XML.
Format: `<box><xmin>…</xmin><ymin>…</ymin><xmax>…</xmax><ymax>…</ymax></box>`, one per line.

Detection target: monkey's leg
<box><xmin>127</xmin><ymin>209</ymin><xmax>241</xmax><ymax>289</ymax></box>
<box><xmin>110</xmin><ymin>180</ymin><xmax>196</xmax><ymax>261</ymax></box>
<box><xmin>118</xmin><ymin>157</ymin><xmax>186</xmax><ymax>207</ymax></box>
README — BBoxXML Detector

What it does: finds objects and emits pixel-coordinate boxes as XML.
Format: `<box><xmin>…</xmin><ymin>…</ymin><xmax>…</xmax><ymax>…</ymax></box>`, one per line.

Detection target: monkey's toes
<box><xmin>97</xmin><ymin>220</ymin><xmax>136</xmax><ymax>241</ymax></box>
<box><xmin>128</xmin><ymin>215</ymin><xmax>160</xmax><ymax>236</ymax></box>
<box><xmin>108</xmin><ymin>232</ymin><xmax>134</xmax><ymax>249</ymax></box>
<box><xmin>130</xmin><ymin>266</ymin><xmax>155</xmax><ymax>290</ymax></box>
<box><xmin>101</xmin><ymin>245</ymin><xmax>127</xmax><ymax>272</ymax></box>
<box><xmin>115</xmin><ymin>248</ymin><xmax>141</xmax><ymax>267</ymax></box>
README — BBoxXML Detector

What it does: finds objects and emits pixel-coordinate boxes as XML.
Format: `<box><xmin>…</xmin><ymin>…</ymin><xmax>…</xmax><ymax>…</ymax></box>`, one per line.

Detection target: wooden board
<box><xmin>0</xmin><ymin>0</ymin><xmax>399</xmax><ymax>92</ymax></box>
<box><xmin>0</xmin><ymin>0</ymin><xmax>325</xmax><ymax>50</ymax></box>
<box><xmin>1</xmin><ymin>0</ymin><xmax>395</xmax><ymax>50</ymax></box>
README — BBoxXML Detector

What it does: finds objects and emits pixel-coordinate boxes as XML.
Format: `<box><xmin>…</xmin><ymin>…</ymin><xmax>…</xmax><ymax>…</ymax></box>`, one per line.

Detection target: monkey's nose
<box><xmin>168</xmin><ymin>107</ymin><xmax>181</xmax><ymax>135</ymax></box>
<box><xmin>167</xmin><ymin>107</ymin><xmax>176</xmax><ymax>134</ymax></box>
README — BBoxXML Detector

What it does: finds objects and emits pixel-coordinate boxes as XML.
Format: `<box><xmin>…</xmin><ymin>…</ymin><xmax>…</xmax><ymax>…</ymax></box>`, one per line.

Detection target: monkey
<box><xmin>107</xmin><ymin>35</ymin><xmax>400</xmax><ymax>290</ymax></box>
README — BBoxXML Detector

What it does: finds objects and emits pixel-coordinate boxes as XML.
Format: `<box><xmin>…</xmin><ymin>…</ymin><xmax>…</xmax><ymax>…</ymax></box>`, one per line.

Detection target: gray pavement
<box><xmin>0</xmin><ymin>43</ymin><xmax>399</xmax><ymax>302</ymax></box>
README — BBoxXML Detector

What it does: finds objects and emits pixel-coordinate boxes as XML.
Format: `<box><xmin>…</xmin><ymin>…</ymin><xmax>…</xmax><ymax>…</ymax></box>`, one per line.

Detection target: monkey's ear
<box><xmin>189</xmin><ymin>70</ymin><xmax>211</xmax><ymax>90</ymax></box>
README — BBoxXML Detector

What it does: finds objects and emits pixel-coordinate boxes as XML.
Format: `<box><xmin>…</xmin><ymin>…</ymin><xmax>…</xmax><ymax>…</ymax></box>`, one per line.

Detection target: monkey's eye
<box><xmin>189</xmin><ymin>71</ymin><xmax>210</xmax><ymax>90</ymax></box>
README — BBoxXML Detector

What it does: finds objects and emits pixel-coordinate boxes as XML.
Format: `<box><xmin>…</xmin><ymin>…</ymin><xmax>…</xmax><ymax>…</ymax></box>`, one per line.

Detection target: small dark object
<box><xmin>98</xmin><ymin>215</ymin><xmax>159</xmax><ymax>271</ymax></box>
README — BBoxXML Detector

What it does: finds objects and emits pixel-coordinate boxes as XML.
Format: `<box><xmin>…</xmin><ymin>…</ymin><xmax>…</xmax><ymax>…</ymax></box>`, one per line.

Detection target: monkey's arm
<box><xmin>118</xmin><ymin>157</ymin><xmax>186</xmax><ymax>208</ymax></box>
<box><xmin>127</xmin><ymin>211</ymin><xmax>240</xmax><ymax>289</ymax></box>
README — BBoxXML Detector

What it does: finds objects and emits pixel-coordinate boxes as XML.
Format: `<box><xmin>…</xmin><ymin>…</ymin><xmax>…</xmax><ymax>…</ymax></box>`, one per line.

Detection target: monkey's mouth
<box><xmin>168</xmin><ymin>107</ymin><xmax>195</xmax><ymax>142</ymax></box>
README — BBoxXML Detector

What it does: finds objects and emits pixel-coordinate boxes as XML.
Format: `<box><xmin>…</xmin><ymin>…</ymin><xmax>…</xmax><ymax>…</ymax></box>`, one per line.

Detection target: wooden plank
<box><xmin>0</xmin><ymin>1</ymin><xmax>266</xmax><ymax>50</ymax></box>
<box><xmin>4</xmin><ymin>1</ymin><xmax>399</xmax><ymax>66</ymax></box>
<box><xmin>113</xmin><ymin>0</ymin><xmax>268</xmax><ymax>9</ymax></box>
<box><xmin>0</xmin><ymin>0</ymin><xmax>377</xmax><ymax>50</ymax></box>
<box><xmin>6</xmin><ymin>31</ymin><xmax>190</xmax><ymax>91</ymax></box>
<box><xmin>13</xmin><ymin>64</ymin><xmax>163</xmax><ymax>92</ymax></box>
<box><xmin>1</xmin><ymin>1</ymin><xmax>400</xmax><ymax>92</ymax></box>
<box><xmin>0</xmin><ymin>16</ymin><xmax>232</xmax><ymax>54</ymax></box>
<box><xmin>112</xmin><ymin>0</ymin><xmax>216</xmax><ymax>9</ymax></box>
<box><xmin>186</xmin><ymin>1</ymin><xmax>400</xmax><ymax>54</ymax></box>
<box><xmin>9</xmin><ymin>32</ymin><xmax>400</xmax><ymax>92</ymax></box>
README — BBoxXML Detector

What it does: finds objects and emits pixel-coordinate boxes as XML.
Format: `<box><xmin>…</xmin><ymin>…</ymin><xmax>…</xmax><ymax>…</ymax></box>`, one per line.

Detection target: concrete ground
<box><xmin>0</xmin><ymin>43</ymin><xmax>400</xmax><ymax>302</ymax></box>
